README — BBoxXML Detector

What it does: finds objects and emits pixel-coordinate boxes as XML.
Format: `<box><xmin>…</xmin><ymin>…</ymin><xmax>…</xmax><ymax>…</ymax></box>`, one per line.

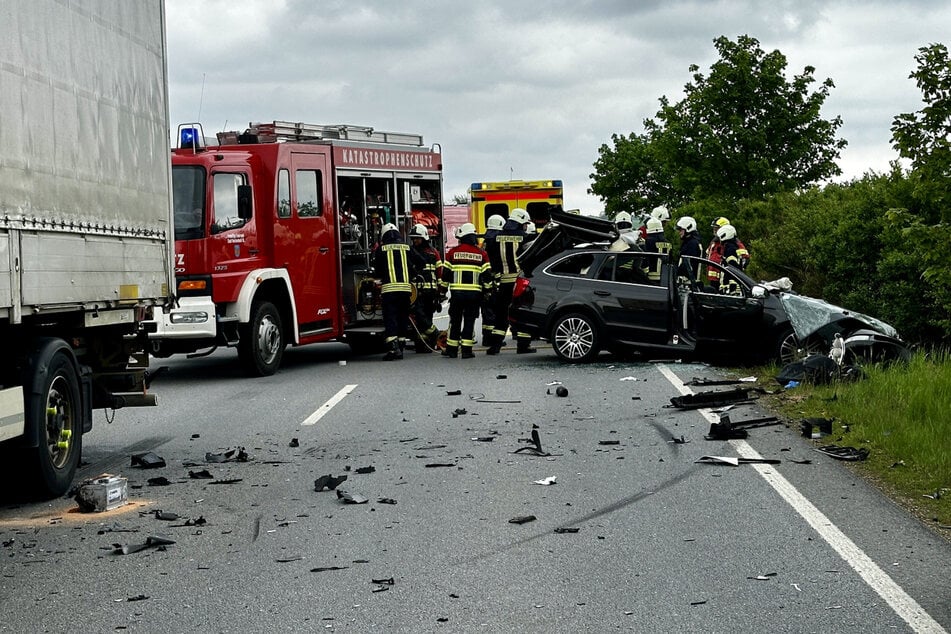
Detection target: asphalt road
<box><xmin>1</xmin><ymin>337</ymin><xmax>949</xmax><ymax>633</ymax></box>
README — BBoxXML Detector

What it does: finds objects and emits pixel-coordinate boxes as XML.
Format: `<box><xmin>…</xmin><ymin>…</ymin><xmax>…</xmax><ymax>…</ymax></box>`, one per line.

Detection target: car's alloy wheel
<box><xmin>552</xmin><ymin>313</ymin><xmax>599</xmax><ymax>363</ymax></box>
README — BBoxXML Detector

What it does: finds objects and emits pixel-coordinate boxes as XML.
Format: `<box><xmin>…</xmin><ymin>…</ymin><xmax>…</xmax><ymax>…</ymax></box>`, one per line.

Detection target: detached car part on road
<box><xmin>509</xmin><ymin>211</ymin><xmax>911</xmax><ymax>366</ymax></box>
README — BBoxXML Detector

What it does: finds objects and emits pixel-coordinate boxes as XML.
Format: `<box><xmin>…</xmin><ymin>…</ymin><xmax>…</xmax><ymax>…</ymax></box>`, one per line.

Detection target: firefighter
<box><xmin>486</xmin><ymin>207</ymin><xmax>535</xmax><ymax>354</ymax></box>
<box><xmin>479</xmin><ymin>214</ymin><xmax>505</xmax><ymax>346</ymax></box>
<box><xmin>408</xmin><ymin>223</ymin><xmax>442</xmax><ymax>353</ymax></box>
<box><xmin>705</xmin><ymin>216</ymin><xmax>731</xmax><ymax>287</ymax></box>
<box><xmin>642</xmin><ymin>217</ymin><xmax>671</xmax><ymax>282</ymax></box>
<box><xmin>439</xmin><ymin>223</ymin><xmax>492</xmax><ymax>359</ymax></box>
<box><xmin>637</xmin><ymin>205</ymin><xmax>671</xmax><ymax>241</ymax></box>
<box><xmin>610</xmin><ymin>211</ymin><xmax>641</xmax><ymax>251</ymax></box>
<box><xmin>373</xmin><ymin>223</ymin><xmax>412</xmax><ymax>361</ymax></box>
<box><xmin>675</xmin><ymin>216</ymin><xmax>705</xmax><ymax>287</ymax></box>
<box><xmin>715</xmin><ymin>224</ymin><xmax>742</xmax><ymax>295</ymax></box>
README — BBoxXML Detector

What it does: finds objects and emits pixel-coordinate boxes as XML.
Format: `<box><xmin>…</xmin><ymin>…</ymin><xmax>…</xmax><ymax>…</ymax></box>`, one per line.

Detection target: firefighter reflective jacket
<box><xmin>440</xmin><ymin>242</ymin><xmax>492</xmax><ymax>293</ymax></box>
<box><xmin>486</xmin><ymin>219</ymin><xmax>524</xmax><ymax>284</ymax></box>
<box><xmin>374</xmin><ymin>231</ymin><xmax>411</xmax><ymax>294</ymax></box>
<box><xmin>409</xmin><ymin>242</ymin><xmax>442</xmax><ymax>293</ymax></box>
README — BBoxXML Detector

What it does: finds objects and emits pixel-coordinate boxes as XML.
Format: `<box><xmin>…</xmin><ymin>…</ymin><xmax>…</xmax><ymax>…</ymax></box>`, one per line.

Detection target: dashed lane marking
<box><xmin>301</xmin><ymin>384</ymin><xmax>358</xmax><ymax>426</ymax></box>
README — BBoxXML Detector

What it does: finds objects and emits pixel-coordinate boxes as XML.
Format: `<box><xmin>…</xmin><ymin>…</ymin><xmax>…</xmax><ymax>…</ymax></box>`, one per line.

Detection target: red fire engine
<box><xmin>150</xmin><ymin>120</ymin><xmax>445</xmax><ymax>375</ymax></box>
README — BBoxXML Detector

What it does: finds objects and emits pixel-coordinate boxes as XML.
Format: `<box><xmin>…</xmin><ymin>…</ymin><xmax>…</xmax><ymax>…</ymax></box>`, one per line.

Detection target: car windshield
<box><xmin>780</xmin><ymin>293</ymin><xmax>899</xmax><ymax>340</ymax></box>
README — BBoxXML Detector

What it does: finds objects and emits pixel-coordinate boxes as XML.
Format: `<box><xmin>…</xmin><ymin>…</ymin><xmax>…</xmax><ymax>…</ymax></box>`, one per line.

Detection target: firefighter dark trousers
<box><xmin>446</xmin><ymin>290</ymin><xmax>481</xmax><ymax>353</ymax></box>
<box><xmin>491</xmin><ymin>281</ymin><xmax>531</xmax><ymax>349</ymax></box>
<box><xmin>382</xmin><ymin>291</ymin><xmax>411</xmax><ymax>347</ymax></box>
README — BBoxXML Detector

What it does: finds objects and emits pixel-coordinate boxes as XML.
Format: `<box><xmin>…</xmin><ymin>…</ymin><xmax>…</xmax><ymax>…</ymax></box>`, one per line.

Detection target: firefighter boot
<box><xmin>517</xmin><ymin>336</ymin><xmax>537</xmax><ymax>354</ymax></box>
<box><xmin>461</xmin><ymin>346</ymin><xmax>474</xmax><ymax>359</ymax></box>
<box><xmin>382</xmin><ymin>340</ymin><xmax>403</xmax><ymax>361</ymax></box>
<box><xmin>442</xmin><ymin>344</ymin><xmax>458</xmax><ymax>359</ymax></box>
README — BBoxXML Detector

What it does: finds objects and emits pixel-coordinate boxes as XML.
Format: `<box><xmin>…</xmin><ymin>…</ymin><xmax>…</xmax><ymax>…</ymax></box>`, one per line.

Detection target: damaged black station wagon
<box><xmin>509</xmin><ymin>210</ymin><xmax>910</xmax><ymax>365</ymax></box>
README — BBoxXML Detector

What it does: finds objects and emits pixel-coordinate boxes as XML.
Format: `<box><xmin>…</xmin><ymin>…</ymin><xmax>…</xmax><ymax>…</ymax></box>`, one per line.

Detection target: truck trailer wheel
<box><xmin>24</xmin><ymin>347</ymin><xmax>84</xmax><ymax>498</ymax></box>
<box><xmin>238</xmin><ymin>300</ymin><xmax>285</xmax><ymax>376</ymax></box>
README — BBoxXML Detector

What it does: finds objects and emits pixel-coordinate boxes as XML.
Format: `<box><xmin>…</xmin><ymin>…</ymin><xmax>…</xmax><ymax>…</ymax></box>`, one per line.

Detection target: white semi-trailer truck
<box><xmin>0</xmin><ymin>0</ymin><xmax>173</xmax><ymax>497</ymax></box>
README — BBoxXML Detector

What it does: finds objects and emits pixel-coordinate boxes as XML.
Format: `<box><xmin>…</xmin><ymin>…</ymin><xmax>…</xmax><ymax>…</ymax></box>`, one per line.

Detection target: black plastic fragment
<box><xmin>354</xmin><ymin>466</ymin><xmax>375</xmax><ymax>474</ymax></box>
<box><xmin>131</xmin><ymin>452</ymin><xmax>166</xmax><ymax>469</ymax></box>
<box><xmin>669</xmin><ymin>388</ymin><xmax>753</xmax><ymax>409</ymax></box>
<box><xmin>189</xmin><ymin>469</ymin><xmax>213</xmax><ymax>479</ymax></box>
<box><xmin>554</xmin><ymin>527</ymin><xmax>580</xmax><ymax>534</ymax></box>
<box><xmin>336</xmin><ymin>489</ymin><xmax>368</xmax><ymax>504</ymax></box>
<box><xmin>289</xmin><ymin>438</ymin><xmax>300</xmax><ymax>448</ymax></box>
<box><xmin>508</xmin><ymin>515</ymin><xmax>536</xmax><ymax>525</ymax></box>
<box><xmin>599</xmin><ymin>440</ymin><xmax>620</xmax><ymax>446</ymax></box>
<box><xmin>377</xmin><ymin>498</ymin><xmax>397</xmax><ymax>505</ymax></box>
<box><xmin>555</xmin><ymin>386</ymin><xmax>568</xmax><ymax>397</ymax></box>
<box><xmin>112</xmin><ymin>535</ymin><xmax>175</xmax><ymax>555</ymax></box>
<box><xmin>815</xmin><ymin>445</ymin><xmax>869</xmax><ymax>461</ymax></box>
<box><xmin>147</xmin><ymin>476</ymin><xmax>171</xmax><ymax>487</ymax></box>
<box><xmin>446</xmin><ymin>390</ymin><xmax>462</xmax><ymax>396</ymax></box>
<box><xmin>311</xmin><ymin>566</ymin><xmax>349</xmax><ymax>572</ymax></box>
<box><xmin>424</xmin><ymin>463</ymin><xmax>456</xmax><ymax>468</ymax></box>
<box><xmin>314</xmin><ymin>474</ymin><xmax>348</xmax><ymax>492</ymax></box>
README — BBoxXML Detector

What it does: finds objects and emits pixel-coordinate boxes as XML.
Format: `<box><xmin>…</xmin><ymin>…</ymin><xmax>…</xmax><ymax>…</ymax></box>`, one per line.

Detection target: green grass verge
<box><xmin>750</xmin><ymin>350</ymin><xmax>951</xmax><ymax>531</ymax></box>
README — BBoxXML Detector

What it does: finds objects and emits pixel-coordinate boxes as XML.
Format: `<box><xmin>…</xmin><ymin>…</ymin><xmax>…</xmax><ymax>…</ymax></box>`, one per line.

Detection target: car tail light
<box><xmin>513</xmin><ymin>276</ymin><xmax>531</xmax><ymax>299</ymax></box>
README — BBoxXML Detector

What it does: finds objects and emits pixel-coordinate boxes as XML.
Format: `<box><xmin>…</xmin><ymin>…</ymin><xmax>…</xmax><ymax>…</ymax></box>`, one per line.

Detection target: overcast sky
<box><xmin>164</xmin><ymin>0</ymin><xmax>950</xmax><ymax>214</ymax></box>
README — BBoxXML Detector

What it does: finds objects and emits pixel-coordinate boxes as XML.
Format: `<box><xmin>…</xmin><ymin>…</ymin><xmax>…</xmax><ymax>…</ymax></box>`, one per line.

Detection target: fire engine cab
<box><xmin>150</xmin><ymin>120</ymin><xmax>445</xmax><ymax>375</ymax></box>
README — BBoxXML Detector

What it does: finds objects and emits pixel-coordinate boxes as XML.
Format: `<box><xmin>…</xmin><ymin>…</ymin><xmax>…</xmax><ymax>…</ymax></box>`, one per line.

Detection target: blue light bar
<box><xmin>177</xmin><ymin>123</ymin><xmax>204</xmax><ymax>150</ymax></box>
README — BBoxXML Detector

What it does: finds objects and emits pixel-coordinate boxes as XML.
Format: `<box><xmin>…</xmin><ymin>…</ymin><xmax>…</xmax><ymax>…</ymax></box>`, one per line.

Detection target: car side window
<box><xmin>549</xmin><ymin>253</ymin><xmax>596</xmax><ymax>277</ymax></box>
<box><xmin>600</xmin><ymin>253</ymin><xmax>653</xmax><ymax>284</ymax></box>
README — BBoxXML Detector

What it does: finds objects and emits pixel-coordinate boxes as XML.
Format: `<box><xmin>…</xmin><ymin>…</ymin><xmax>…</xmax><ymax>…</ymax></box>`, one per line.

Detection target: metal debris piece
<box><xmin>112</xmin><ymin>535</ymin><xmax>175</xmax><ymax>555</ymax></box>
<box><xmin>311</xmin><ymin>566</ymin><xmax>349</xmax><ymax>572</ymax></box>
<box><xmin>205</xmin><ymin>447</ymin><xmax>250</xmax><ymax>463</ymax></box>
<box><xmin>669</xmin><ymin>436</ymin><xmax>688</xmax><ymax>444</ymax></box>
<box><xmin>747</xmin><ymin>572</ymin><xmax>778</xmax><ymax>580</ymax></box>
<box><xmin>695</xmin><ymin>456</ymin><xmax>781</xmax><ymax>466</ymax></box>
<box><xmin>451</xmin><ymin>408</ymin><xmax>467</xmax><ymax>418</ymax></box>
<box><xmin>131</xmin><ymin>452</ymin><xmax>166</xmax><ymax>469</ymax></box>
<box><xmin>814</xmin><ymin>445</ymin><xmax>869</xmax><ymax>461</ymax></box>
<box><xmin>533</xmin><ymin>476</ymin><xmax>557</xmax><ymax>486</ymax></box>
<box><xmin>170</xmin><ymin>516</ymin><xmax>206</xmax><ymax>528</ymax></box>
<box><xmin>471</xmin><ymin>436</ymin><xmax>495</xmax><ymax>442</ymax></box>
<box><xmin>336</xmin><ymin>489</ymin><xmax>368</xmax><ymax>504</ymax></box>
<box><xmin>513</xmin><ymin>426</ymin><xmax>551</xmax><ymax>456</ymax></box>
<box><xmin>151</xmin><ymin>510</ymin><xmax>180</xmax><ymax>521</ymax></box>
<box><xmin>508</xmin><ymin>515</ymin><xmax>536</xmax><ymax>525</ymax></box>
<box><xmin>126</xmin><ymin>594</ymin><xmax>149</xmax><ymax>602</ymax></box>
<box><xmin>371</xmin><ymin>577</ymin><xmax>395</xmax><ymax>585</ymax></box>
<box><xmin>669</xmin><ymin>388</ymin><xmax>754</xmax><ymax>409</ymax></box>
<box><xmin>275</xmin><ymin>556</ymin><xmax>303</xmax><ymax>563</ymax></box>
<box><xmin>372</xmin><ymin>585</ymin><xmax>389</xmax><ymax>593</ymax></box>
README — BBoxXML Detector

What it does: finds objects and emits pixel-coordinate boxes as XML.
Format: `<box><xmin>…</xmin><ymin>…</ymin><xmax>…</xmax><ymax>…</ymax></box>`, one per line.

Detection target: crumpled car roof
<box><xmin>780</xmin><ymin>292</ymin><xmax>899</xmax><ymax>341</ymax></box>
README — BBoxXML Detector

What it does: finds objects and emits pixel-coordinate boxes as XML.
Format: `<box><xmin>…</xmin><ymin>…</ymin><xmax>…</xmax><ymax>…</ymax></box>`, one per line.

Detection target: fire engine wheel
<box><xmin>24</xmin><ymin>347</ymin><xmax>84</xmax><ymax>498</ymax></box>
<box><xmin>552</xmin><ymin>312</ymin><xmax>600</xmax><ymax>363</ymax></box>
<box><xmin>239</xmin><ymin>301</ymin><xmax>285</xmax><ymax>376</ymax></box>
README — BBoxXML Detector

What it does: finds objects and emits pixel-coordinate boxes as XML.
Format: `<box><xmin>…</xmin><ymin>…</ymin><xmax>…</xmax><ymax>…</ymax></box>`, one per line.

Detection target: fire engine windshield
<box><xmin>173</xmin><ymin>165</ymin><xmax>206</xmax><ymax>240</ymax></box>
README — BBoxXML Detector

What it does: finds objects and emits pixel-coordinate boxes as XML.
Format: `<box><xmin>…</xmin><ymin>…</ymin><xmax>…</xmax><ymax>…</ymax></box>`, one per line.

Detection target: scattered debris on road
<box><xmin>131</xmin><ymin>452</ymin><xmax>166</xmax><ymax>469</ymax></box>
<box><xmin>111</xmin><ymin>535</ymin><xmax>175</xmax><ymax>555</ymax></box>
<box><xmin>508</xmin><ymin>515</ymin><xmax>536</xmax><ymax>525</ymax></box>
<box><xmin>815</xmin><ymin>445</ymin><xmax>869</xmax><ymax>461</ymax></box>
<box><xmin>314</xmin><ymin>475</ymin><xmax>348</xmax><ymax>491</ymax></box>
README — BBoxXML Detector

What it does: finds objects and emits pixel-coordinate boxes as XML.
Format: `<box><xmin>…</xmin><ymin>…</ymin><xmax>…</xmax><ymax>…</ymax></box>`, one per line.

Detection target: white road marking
<box><xmin>657</xmin><ymin>364</ymin><xmax>946</xmax><ymax>634</ymax></box>
<box><xmin>301</xmin><ymin>384</ymin><xmax>358</xmax><ymax>426</ymax></box>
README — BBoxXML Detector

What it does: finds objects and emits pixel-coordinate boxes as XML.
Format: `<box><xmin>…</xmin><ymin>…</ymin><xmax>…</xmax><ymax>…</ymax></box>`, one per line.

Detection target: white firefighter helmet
<box><xmin>675</xmin><ymin>216</ymin><xmax>697</xmax><ymax>233</ymax></box>
<box><xmin>381</xmin><ymin>222</ymin><xmax>399</xmax><ymax>235</ymax></box>
<box><xmin>716</xmin><ymin>224</ymin><xmax>737</xmax><ymax>241</ymax></box>
<box><xmin>457</xmin><ymin>222</ymin><xmax>477</xmax><ymax>238</ymax></box>
<box><xmin>509</xmin><ymin>207</ymin><xmax>530</xmax><ymax>224</ymax></box>
<box><xmin>646</xmin><ymin>217</ymin><xmax>664</xmax><ymax>234</ymax></box>
<box><xmin>486</xmin><ymin>214</ymin><xmax>505</xmax><ymax>231</ymax></box>
<box><xmin>614</xmin><ymin>211</ymin><xmax>633</xmax><ymax>232</ymax></box>
<box><xmin>651</xmin><ymin>205</ymin><xmax>671</xmax><ymax>222</ymax></box>
<box><xmin>410</xmin><ymin>223</ymin><xmax>429</xmax><ymax>240</ymax></box>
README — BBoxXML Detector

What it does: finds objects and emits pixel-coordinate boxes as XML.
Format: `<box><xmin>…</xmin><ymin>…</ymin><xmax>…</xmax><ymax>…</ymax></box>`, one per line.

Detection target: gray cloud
<box><xmin>166</xmin><ymin>0</ymin><xmax>950</xmax><ymax>210</ymax></box>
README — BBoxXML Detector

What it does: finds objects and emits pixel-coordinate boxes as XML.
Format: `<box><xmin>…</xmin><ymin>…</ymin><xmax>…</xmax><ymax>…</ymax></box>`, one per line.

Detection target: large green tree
<box><xmin>891</xmin><ymin>42</ymin><xmax>951</xmax><ymax>223</ymax></box>
<box><xmin>590</xmin><ymin>35</ymin><xmax>847</xmax><ymax>215</ymax></box>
